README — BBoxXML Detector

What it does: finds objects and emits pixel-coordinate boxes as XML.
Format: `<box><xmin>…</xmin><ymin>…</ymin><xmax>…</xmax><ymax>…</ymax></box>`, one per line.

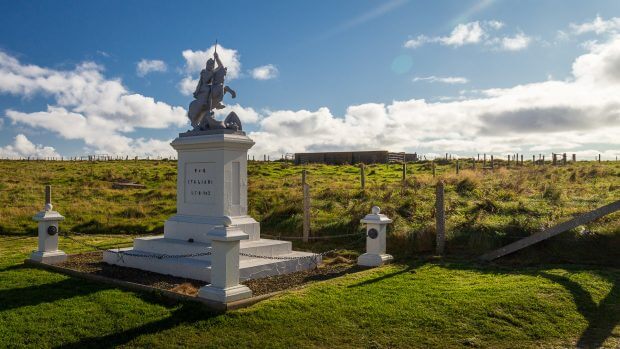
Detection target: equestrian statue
<box><xmin>187</xmin><ymin>44</ymin><xmax>242</xmax><ymax>131</ymax></box>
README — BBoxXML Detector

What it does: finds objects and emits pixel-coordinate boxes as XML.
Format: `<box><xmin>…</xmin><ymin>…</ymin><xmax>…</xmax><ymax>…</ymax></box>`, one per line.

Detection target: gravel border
<box><xmin>57</xmin><ymin>252</ymin><xmax>362</xmax><ymax>297</ymax></box>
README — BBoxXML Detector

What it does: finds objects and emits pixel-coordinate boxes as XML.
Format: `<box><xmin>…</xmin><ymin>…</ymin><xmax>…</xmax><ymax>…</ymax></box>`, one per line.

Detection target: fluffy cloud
<box><xmin>250</xmin><ymin>64</ymin><xmax>279</xmax><ymax>80</ymax></box>
<box><xmin>500</xmin><ymin>32</ymin><xmax>532</xmax><ymax>51</ymax></box>
<box><xmin>0</xmin><ymin>134</ymin><xmax>60</xmax><ymax>158</ymax></box>
<box><xmin>0</xmin><ymin>51</ymin><xmax>186</xmax><ymax>156</ymax></box>
<box><xmin>136</xmin><ymin>59</ymin><xmax>167</xmax><ymax>77</ymax></box>
<box><xmin>571</xmin><ymin>15</ymin><xmax>620</xmax><ymax>35</ymax></box>
<box><xmin>404</xmin><ymin>20</ymin><xmax>531</xmax><ymax>51</ymax></box>
<box><xmin>248</xmin><ymin>35</ymin><xmax>620</xmax><ymax>159</ymax></box>
<box><xmin>212</xmin><ymin>104</ymin><xmax>261</xmax><ymax>124</ymax></box>
<box><xmin>413</xmin><ymin>76</ymin><xmax>468</xmax><ymax>84</ymax></box>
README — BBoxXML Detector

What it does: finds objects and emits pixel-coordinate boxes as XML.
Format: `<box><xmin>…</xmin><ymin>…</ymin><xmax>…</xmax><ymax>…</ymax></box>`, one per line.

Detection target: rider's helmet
<box><xmin>206</xmin><ymin>58</ymin><xmax>215</xmax><ymax>71</ymax></box>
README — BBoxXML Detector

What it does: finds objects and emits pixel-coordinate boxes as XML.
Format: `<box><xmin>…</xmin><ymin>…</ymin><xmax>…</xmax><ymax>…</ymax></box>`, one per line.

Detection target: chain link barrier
<box><xmin>62</xmin><ymin>230</ymin><xmax>366</xmax><ymax>264</ymax></box>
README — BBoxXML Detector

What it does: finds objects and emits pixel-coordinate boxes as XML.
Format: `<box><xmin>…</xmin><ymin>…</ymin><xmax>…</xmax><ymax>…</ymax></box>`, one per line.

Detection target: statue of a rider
<box><xmin>187</xmin><ymin>45</ymin><xmax>242</xmax><ymax>132</ymax></box>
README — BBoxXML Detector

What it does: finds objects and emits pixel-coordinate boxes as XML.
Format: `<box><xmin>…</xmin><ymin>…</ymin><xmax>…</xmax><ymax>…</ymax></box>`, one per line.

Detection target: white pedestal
<box><xmin>30</xmin><ymin>210</ymin><xmax>67</xmax><ymax>264</ymax></box>
<box><xmin>197</xmin><ymin>219</ymin><xmax>252</xmax><ymax>303</ymax></box>
<box><xmin>164</xmin><ymin>132</ymin><xmax>259</xmax><ymax>241</ymax></box>
<box><xmin>357</xmin><ymin>206</ymin><xmax>393</xmax><ymax>267</ymax></box>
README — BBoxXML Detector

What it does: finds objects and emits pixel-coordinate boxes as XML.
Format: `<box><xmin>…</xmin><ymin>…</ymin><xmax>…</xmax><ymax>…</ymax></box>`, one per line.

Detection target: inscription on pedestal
<box><xmin>184</xmin><ymin>162</ymin><xmax>216</xmax><ymax>204</ymax></box>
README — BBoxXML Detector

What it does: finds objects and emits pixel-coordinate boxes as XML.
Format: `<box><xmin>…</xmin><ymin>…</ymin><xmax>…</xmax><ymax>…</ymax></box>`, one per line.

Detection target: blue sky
<box><xmin>1</xmin><ymin>0</ymin><xmax>620</xmax><ymax>159</ymax></box>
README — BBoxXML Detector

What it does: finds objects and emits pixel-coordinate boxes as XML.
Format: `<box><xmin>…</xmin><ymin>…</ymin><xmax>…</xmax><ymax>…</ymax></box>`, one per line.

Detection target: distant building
<box><xmin>294</xmin><ymin>150</ymin><xmax>417</xmax><ymax>165</ymax></box>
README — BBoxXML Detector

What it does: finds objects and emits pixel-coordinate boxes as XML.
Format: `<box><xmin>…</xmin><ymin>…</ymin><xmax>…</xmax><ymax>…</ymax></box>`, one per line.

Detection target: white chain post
<box><xmin>30</xmin><ymin>185</ymin><xmax>67</xmax><ymax>264</ymax></box>
<box><xmin>357</xmin><ymin>206</ymin><xmax>393</xmax><ymax>267</ymax></box>
<box><xmin>198</xmin><ymin>216</ymin><xmax>252</xmax><ymax>303</ymax></box>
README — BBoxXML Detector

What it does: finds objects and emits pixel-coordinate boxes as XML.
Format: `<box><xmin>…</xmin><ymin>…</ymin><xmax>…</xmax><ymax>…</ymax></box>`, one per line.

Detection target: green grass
<box><xmin>0</xmin><ymin>236</ymin><xmax>618</xmax><ymax>348</ymax></box>
<box><xmin>1</xmin><ymin>160</ymin><xmax>618</xmax><ymax>263</ymax></box>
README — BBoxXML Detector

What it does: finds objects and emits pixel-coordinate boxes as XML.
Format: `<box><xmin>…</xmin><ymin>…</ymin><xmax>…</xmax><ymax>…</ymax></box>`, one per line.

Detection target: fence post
<box><xmin>302</xmin><ymin>170</ymin><xmax>310</xmax><ymax>243</ymax></box>
<box><xmin>572</xmin><ymin>154</ymin><xmax>576</xmax><ymax>162</ymax></box>
<box><xmin>483</xmin><ymin>154</ymin><xmax>487</xmax><ymax>167</ymax></box>
<box><xmin>432</xmin><ymin>160</ymin><xmax>436</xmax><ymax>178</ymax></box>
<box><xmin>402</xmin><ymin>162</ymin><xmax>406</xmax><ymax>185</ymax></box>
<box><xmin>456</xmin><ymin>159</ymin><xmax>459</xmax><ymax>174</ymax></box>
<box><xmin>360</xmin><ymin>164</ymin><xmax>366</xmax><ymax>191</ymax></box>
<box><xmin>435</xmin><ymin>181</ymin><xmax>445</xmax><ymax>255</ymax></box>
<box><xmin>491</xmin><ymin>155</ymin><xmax>494</xmax><ymax>169</ymax></box>
<box><xmin>598</xmin><ymin>154</ymin><xmax>601</xmax><ymax>163</ymax></box>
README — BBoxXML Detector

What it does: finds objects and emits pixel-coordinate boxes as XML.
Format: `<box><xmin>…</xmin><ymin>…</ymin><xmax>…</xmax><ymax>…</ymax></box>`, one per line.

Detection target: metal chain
<box><xmin>63</xmin><ymin>231</ymin><xmax>365</xmax><ymax>262</ymax></box>
<box><xmin>63</xmin><ymin>232</ymin><xmax>212</xmax><ymax>260</ymax></box>
<box><xmin>261</xmin><ymin>231</ymin><xmax>366</xmax><ymax>240</ymax></box>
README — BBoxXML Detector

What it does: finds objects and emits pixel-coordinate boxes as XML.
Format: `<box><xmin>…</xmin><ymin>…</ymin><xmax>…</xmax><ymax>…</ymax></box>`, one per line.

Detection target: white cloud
<box><xmin>248</xmin><ymin>35</ymin><xmax>620</xmax><ymax>159</ymax></box>
<box><xmin>0</xmin><ymin>51</ymin><xmax>187</xmax><ymax>156</ymax></box>
<box><xmin>212</xmin><ymin>103</ymin><xmax>261</xmax><ymax>124</ymax></box>
<box><xmin>250</xmin><ymin>64</ymin><xmax>279</xmax><ymax>80</ymax></box>
<box><xmin>413</xmin><ymin>76</ymin><xmax>469</xmax><ymax>84</ymax></box>
<box><xmin>440</xmin><ymin>21</ymin><xmax>486</xmax><ymax>46</ymax></box>
<box><xmin>500</xmin><ymin>32</ymin><xmax>531</xmax><ymax>51</ymax></box>
<box><xmin>179</xmin><ymin>44</ymin><xmax>241</xmax><ymax>95</ymax></box>
<box><xmin>0</xmin><ymin>134</ymin><xmax>60</xmax><ymax>158</ymax></box>
<box><xmin>571</xmin><ymin>15</ymin><xmax>620</xmax><ymax>35</ymax></box>
<box><xmin>136</xmin><ymin>59</ymin><xmax>167</xmax><ymax>77</ymax></box>
<box><xmin>404</xmin><ymin>20</ymin><xmax>531</xmax><ymax>51</ymax></box>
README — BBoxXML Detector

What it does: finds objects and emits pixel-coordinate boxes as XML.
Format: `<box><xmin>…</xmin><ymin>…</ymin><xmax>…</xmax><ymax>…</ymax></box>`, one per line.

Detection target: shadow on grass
<box><xmin>347</xmin><ymin>264</ymin><xmax>416</xmax><ymax>288</ymax></box>
<box><xmin>538</xmin><ymin>272</ymin><xmax>619</xmax><ymax>349</ymax></box>
<box><xmin>433</xmin><ymin>261</ymin><xmax>619</xmax><ymax>348</ymax></box>
<box><xmin>54</xmin><ymin>303</ymin><xmax>217</xmax><ymax>349</ymax></box>
<box><xmin>0</xmin><ymin>277</ymin><xmax>114</xmax><ymax>312</ymax></box>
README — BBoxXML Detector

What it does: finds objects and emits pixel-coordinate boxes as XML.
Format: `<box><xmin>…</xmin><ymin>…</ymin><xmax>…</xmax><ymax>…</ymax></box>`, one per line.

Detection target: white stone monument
<box><xmin>104</xmin><ymin>47</ymin><xmax>317</xmax><ymax>286</ymax></box>
<box><xmin>357</xmin><ymin>206</ymin><xmax>393</xmax><ymax>267</ymax></box>
<box><xmin>30</xmin><ymin>185</ymin><xmax>67</xmax><ymax>264</ymax></box>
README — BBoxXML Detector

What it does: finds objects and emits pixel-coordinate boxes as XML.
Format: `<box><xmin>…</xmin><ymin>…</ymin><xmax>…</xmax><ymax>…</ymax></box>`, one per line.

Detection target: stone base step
<box><xmin>102</xmin><ymin>248</ymin><xmax>318</xmax><ymax>282</ymax></box>
<box><xmin>131</xmin><ymin>236</ymin><xmax>292</xmax><ymax>262</ymax></box>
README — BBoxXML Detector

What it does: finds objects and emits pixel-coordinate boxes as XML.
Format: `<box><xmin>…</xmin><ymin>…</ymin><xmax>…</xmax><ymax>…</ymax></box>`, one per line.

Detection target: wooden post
<box><xmin>472</xmin><ymin>157</ymin><xmax>475</xmax><ymax>170</ymax></box>
<box><xmin>552</xmin><ymin>154</ymin><xmax>557</xmax><ymax>166</ymax></box>
<box><xmin>572</xmin><ymin>154</ymin><xmax>576</xmax><ymax>162</ymax></box>
<box><xmin>360</xmin><ymin>164</ymin><xmax>366</xmax><ymax>190</ymax></box>
<box><xmin>483</xmin><ymin>154</ymin><xmax>487</xmax><ymax>167</ymax></box>
<box><xmin>532</xmin><ymin>155</ymin><xmax>535</xmax><ymax>165</ymax></box>
<box><xmin>562</xmin><ymin>153</ymin><xmax>567</xmax><ymax>165</ymax></box>
<box><xmin>402</xmin><ymin>162</ymin><xmax>406</xmax><ymax>185</ymax></box>
<box><xmin>520</xmin><ymin>154</ymin><xmax>523</xmax><ymax>166</ymax></box>
<box><xmin>432</xmin><ymin>160</ymin><xmax>436</xmax><ymax>178</ymax></box>
<box><xmin>302</xmin><ymin>170</ymin><xmax>310</xmax><ymax>243</ymax></box>
<box><xmin>455</xmin><ymin>159</ymin><xmax>459</xmax><ymax>174</ymax></box>
<box><xmin>435</xmin><ymin>181</ymin><xmax>445</xmax><ymax>255</ymax></box>
<box><xmin>507</xmin><ymin>155</ymin><xmax>510</xmax><ymax>167</ymax></box>
<box><xmin>598</xmin><ymin>154</ymin><xmax>601</xmax><ymax>163</ymax></box>
<box><xmin>491</xmin><ymin>155</ymin><xmax>494</xmax><ymax>169</ymax></box>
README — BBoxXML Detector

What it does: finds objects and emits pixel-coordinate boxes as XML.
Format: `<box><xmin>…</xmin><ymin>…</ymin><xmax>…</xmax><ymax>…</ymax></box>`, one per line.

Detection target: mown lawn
<box><xmin>0</xmin><ymin>236</ymin><xmax>618</xmax><ymax>348</ymax></box>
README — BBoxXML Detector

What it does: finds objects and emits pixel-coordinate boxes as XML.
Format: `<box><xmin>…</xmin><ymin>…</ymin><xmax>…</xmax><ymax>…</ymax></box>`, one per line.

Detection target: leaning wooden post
<box><xmin>302</xmin><ymin>170</ymin><xmax>310</xmax><ymax>242</ymax></box>
<box><xmin>435</xmin><ymin>181</ymin><xmax>445</xmax><ymax>255</ymax></box>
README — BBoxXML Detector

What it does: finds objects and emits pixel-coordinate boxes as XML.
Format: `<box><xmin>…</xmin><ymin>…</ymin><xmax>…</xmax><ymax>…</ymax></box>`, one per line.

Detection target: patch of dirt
<box><xmin>57</xmin><ymin>252</ymin><xmax>361</xmax><ymax>297</ymax></box>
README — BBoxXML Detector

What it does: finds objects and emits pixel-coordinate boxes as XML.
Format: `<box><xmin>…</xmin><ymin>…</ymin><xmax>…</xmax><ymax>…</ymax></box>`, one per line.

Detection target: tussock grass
<box><xmin>0</xmin><ymin>160</ymin><xmax>618</xmax><ymax>263</ymax></box>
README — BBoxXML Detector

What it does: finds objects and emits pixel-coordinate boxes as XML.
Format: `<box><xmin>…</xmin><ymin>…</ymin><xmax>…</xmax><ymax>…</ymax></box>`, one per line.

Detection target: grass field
<box><xmin>0</xmin><ymin>159</ymin><xmax>618</xmax><ymax>262</ymax></box>
<box><xmin>0</xmin><ymin>160</ymin><xmax>619</xmax><ymax>347</ymax></box>
<box><xmin>0</xmin><ymin>236</ymin><xmax>618</xmax><ymax>348</ymax></box>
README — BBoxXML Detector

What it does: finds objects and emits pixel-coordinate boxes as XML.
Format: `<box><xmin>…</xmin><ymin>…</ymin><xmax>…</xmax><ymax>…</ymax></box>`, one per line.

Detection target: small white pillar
<box><xmin>198</xmin><ymin>216</ymin><xmax>252</xmax><ymax>303</ymax></box>
<box><xmin>30</xmin><ymin>185</ymin><xmax>67</xmax><ymax>264</ymax></box>
<box><xmin>357</xmin><ymin>206</ymin><xmax>393</xmax><ymax>267</ymax></box>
